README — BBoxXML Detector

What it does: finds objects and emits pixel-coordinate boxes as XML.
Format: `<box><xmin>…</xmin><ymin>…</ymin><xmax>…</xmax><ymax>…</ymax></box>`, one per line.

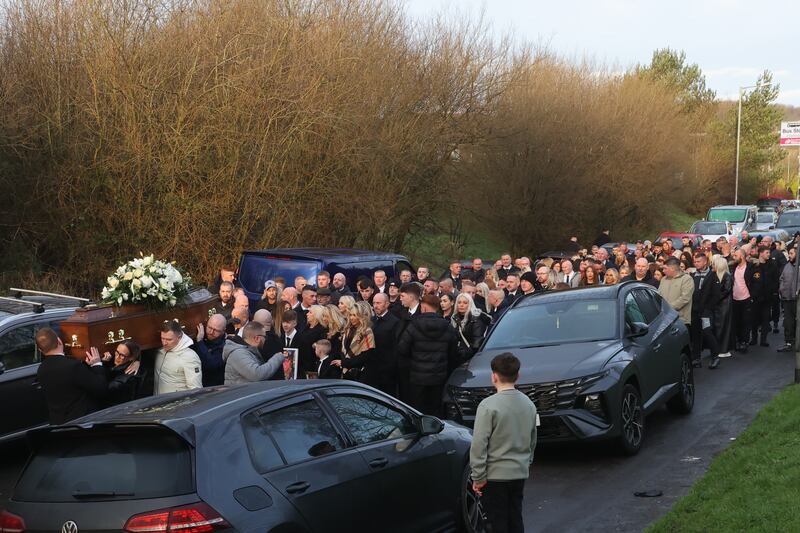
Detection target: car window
<box><xmin>327</xmin><ymin>395</ymin><xmax>417</xmax><ymax>445</ymax></box>
<box><xmin>251</xmin><ymin>399</ymin><xmax>343</xmax><ymax>467</ymax></box>
<box><xmin>483</xmin><ymin>299</ymin><xmax>617</xmax><ymax>349</ymax></box>
<box><xmin>707</xmin><ymin>208</ymin><xmax>747</xmax><ymax>223</ymax></box>
<box><xmin>624</xmin><ymin>293</ymin><xmax>646</xmax><ymax>325</ymax></box>
<box><xmin>14</xmin><ymin>428</ymin><xmax>193</xmax><ymax>502</ymax></box>
<box><xmin>242</xmin><ymin>413</ymin><xmax>285</xmax><ymax>472</ymax></box>
<box><xmin>632</xmin><ymin>290</ymin><xmax>661</xmax><ymax>324</ymax></box>
<box><xmin>0</xmin><ymin>324</ymin><xmax>37</xmax><ymax>371</ymax></box>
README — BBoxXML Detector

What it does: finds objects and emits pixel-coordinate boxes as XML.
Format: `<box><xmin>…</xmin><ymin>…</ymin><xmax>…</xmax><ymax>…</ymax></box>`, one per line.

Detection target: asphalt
<box><xmin>0</xmin><ymin>343</ymin><xmax>794</xmax><ymax>532</ymax></box>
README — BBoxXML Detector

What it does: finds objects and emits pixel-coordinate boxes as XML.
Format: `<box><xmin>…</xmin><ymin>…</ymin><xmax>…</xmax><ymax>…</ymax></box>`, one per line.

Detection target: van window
<box><xmin>707</xmin><ymin>208</ymin><xmax>747</xmax><ymax>223</ymax></box>
<box><xmin>238</xmin><ymin>255</ymin><xmax>321</xmax><ymax>294</ymax></box>
<box><xmin>15</xmin><ymin>428</ymin><xmax>193</xmax><ymax>502</ymax></box>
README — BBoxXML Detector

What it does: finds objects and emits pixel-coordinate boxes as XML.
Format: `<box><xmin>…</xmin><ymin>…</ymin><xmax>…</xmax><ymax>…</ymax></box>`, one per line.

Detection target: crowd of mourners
<box><xmin>171</xmin><ymin>226</ymin><xmax>797</xmax><ymax>416</ymax></box>
<box><xmin>34</xmin><ymin>226</ymin><xmax>800</xmax><ymax>424</ymax></box>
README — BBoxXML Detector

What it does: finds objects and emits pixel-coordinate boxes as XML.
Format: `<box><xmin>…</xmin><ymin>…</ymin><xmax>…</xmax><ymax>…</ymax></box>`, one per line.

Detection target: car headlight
<box><xmin>578</xmin><ymin>393</ymin><xmax>606</xmax><ymax>419</ymax></box>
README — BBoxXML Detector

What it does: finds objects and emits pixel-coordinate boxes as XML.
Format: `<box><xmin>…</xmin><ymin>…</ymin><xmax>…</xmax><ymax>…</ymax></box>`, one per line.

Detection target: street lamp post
<box><xmin>735</xmin><ymin>83</ymin><xmax>768</xmax><ymax>205</ymax></box>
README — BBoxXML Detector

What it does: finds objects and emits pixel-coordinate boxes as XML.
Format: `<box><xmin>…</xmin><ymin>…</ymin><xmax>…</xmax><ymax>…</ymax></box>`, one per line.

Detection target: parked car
<box><xmin>444</xmin><ymin>282</ymin><xmax>694</xmax><ymax>455</ymax></box>
<box><xmin>1</xmin><ymin>381</ymin><xmax>478</xmax><ymax>533</ymax></box>
<box><xmin>705</xmin><ymin>205</ymin><xmax>758</xmax><ymax>235</ymax></box>
<box><xmin>747</xmin><ymin>229</ymin><xmax>790</xmax><ymax>243</ymax></box>
<box><xmin>775</xmin><ymin>209</ymin><xmax>800</xmax><ymax>239</ymax></box>
<box><xmin>237</xmin><ymin>248</ymin><xmax>414</xmax><ymax>306</ymax></box>
<box><xmin>0</xmin><ymin>293</ymin><xmax>77</xmax><ymax>442</ymax></box>
<box><xmin>656</xmin><ymin>232</ymin><xmax>703</xmax><ymax>250</ymax></box>
<box><xmin>756</xmin><ymin>195</ymin><xmax>786</xmax><ymax>212</ymax></box>
<box><xmin>688</xmin><ymin>221</ymin><xmax>735</xmax><ymax>243</ymax></box>
<box><xmin>753</xmin><ymin>211</ymin><xmax>777</xmax><ymax>231</ymax></box>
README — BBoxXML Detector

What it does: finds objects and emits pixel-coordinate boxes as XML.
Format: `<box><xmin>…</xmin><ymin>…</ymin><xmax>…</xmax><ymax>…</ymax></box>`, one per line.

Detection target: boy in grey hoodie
<box><xmin>470</xmin><ymin>353</ymin><xmax>537</xmax><ymax>533</ymax></box>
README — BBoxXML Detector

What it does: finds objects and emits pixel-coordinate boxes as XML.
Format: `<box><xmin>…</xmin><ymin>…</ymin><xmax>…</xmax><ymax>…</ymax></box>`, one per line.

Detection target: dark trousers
<box><xmin>771</xmin><ymin>296</ymin><xmax>782</xmax><ymax>327</ymax></box>
<box><xmin>783</xmin><ymin>300</ymin><xmax>797</xmax><ymax>345</ymax></box>
<box><xmin>752</xmin><ymin>300</ymin><xmax>772</xmax><ymax>341</ymax></box>
<box><xmin>690</xmin><ymin>316</ymin><xmax>719</xmax><ymax>361</ymax></box>
<box><xmin>482</xmin><ymin>479</ymin><xmax>525</xmax><ymax>533</ymax></box>
<box><xmin>732</xmin><ymin>299</ymin><xmax>752</xmax><ymax>345</ymax></box>
<box><xmin>407</xmin><ymin>383</ymin><xmax>444</xmax><ymax>417</ymax></box>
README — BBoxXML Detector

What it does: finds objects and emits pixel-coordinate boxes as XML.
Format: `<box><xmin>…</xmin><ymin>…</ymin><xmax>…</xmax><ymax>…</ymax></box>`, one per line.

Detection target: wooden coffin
<box><xmin>59</xmin><ymin>289</ymin><xmax>220</xmax><ymax>359</ymax></box>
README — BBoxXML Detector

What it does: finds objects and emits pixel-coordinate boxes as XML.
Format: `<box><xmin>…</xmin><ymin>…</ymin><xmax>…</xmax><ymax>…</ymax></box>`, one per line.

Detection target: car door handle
<box><xmin>653</xmin><ymin>343</ymin><xmax>662</xmax><ymax>352</ymax></box>
<box><xmin>670</xmin><ymin>327</ymin><xmax>680</xmax><ymax>335</ymax></box>
<box><xmin>369</xmin><ymin>457</ymin><xmax>389</xmax><ymax>469</ymax></box>
<box><xmin>285</xmin><ymin>481</ymin><xmax>310</xmax><ymax>494</ymax></box>
<box><xmin>31</xmin><ymin>381</ymin><xmax>42</xmax><ymax>390</ymax></box>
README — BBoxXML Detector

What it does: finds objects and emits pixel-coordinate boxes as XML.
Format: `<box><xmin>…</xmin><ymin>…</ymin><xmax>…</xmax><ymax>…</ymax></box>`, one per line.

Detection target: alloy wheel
<box><xmin>621</xmin><ymin>390</ymin><xmax>643</xmax><ymax>448</ymax></box>
<box><xmin>463</xmin><ymin>472</ymin><xmax>486</xmax><ymax>533</ymax></box>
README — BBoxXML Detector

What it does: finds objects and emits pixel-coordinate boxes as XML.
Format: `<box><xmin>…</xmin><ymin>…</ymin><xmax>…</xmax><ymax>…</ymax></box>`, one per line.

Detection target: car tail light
<box><xmin>0</xmin><ymin>510</ymin><xmax>25</xmax><ymax>533</ymax></box>
<box><xmin>124</xmin><ymin>502</ymin><xmax>228</xmax><ymax>532</ymax></box>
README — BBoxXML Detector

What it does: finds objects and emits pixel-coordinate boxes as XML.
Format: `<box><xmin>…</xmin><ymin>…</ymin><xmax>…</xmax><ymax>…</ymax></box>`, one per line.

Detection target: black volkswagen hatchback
<box><xmin>1</xmin><ymin>381</ymin><xmax>476</xmax><ymax>532</ymax></box>
<box><xmin>445</xmin><ymin>282</ymin><xmax>694</xmax><ymax>455</ymax></box>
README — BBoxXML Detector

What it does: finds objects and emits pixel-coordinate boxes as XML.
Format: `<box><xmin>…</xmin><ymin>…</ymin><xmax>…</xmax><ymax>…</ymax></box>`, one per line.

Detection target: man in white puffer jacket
<box><xmin>154</xmin><ymin>320</ymin><xmax>203</xmax><ymax>394</ymax></box>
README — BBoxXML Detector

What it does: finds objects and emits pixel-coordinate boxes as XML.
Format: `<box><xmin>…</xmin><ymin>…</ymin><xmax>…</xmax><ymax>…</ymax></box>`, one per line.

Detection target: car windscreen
<box><xmin>707</xmin><ymin>208</ymin><xmax>746</xmax><ymax>223</ymax></box>
<box><xmin>777</xmin><ymin>212</ymin><xmax>800</xmax><ymax>228</ymax></box>
<box><xmin>690</xmin><ymin>221</ymin><xmax>726</xmax><ymax>234</ymax></box>
<box><xmin>483</xmin><ymin>299</ymin><xmax>617</xmax><ymax>349</ymax></box>
<box><xmin>238</xmin><ymin>255</ymin><xmax>321</xmax><ymax>294</ymax></box>
<box><xmin>14</xmin><ymin>428</ymin><xmax>193</xmax><ymax>502</ymax></box>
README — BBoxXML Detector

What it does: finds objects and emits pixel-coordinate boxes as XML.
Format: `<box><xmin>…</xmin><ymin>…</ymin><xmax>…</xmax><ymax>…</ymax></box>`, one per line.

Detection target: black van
<box><xmin>237</xmin><ymin>248</ymin><xmax>414</xmax><ymax>305</ymax></box>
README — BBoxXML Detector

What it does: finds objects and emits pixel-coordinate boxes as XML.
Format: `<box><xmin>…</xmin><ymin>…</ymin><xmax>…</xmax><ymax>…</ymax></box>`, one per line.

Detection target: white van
<box><xmin>705</xmin><ymin>205</ymin><xmax>758</xmax><ymax>236</ymax></box>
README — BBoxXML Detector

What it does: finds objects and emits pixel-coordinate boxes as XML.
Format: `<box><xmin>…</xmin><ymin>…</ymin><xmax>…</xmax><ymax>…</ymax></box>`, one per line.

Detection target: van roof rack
<box><xmin>9</xmin><ymin>288</ymin><xmax>90</xmax><ymax>307</ymax></box>
<box><xmin>0</xmin><ymin>296</ymin><xmax>45</xmax><ymax>313</ymax></box>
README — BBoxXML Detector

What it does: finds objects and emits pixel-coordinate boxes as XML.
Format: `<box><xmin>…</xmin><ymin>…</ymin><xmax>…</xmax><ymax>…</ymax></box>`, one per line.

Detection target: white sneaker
<box><xmin>717</xmin><ymin>352</ymin><xmax>732</xmax><ymax>358</ymax></box>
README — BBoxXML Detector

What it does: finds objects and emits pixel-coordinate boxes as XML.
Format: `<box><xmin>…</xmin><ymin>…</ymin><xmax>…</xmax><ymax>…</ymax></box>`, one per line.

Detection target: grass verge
<box><xmin>646</xmin><ymin>384</ymin><xmax>800</xmax><ymax>533</ymax></box>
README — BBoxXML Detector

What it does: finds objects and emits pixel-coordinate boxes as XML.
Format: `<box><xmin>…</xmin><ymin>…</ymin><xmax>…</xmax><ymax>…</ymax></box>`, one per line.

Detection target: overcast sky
<box><xmin>405</xmin><ymin>0</ymin><xmax>800</xmax><ymax>106</ymax></box>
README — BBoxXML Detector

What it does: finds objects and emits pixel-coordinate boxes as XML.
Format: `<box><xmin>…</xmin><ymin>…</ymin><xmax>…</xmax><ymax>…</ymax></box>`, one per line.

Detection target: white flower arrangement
<box><xmin>101</xmin><ymin>254</ymin><xmax>192</xmax><ymax>308</ymax></box>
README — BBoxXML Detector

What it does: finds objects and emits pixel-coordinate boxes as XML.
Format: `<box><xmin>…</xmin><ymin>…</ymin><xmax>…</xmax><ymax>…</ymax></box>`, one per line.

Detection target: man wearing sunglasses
<box><xmin>222</xmin><ymin>322</ymin><xmax>285</xmax><ymax>385</ymax></box>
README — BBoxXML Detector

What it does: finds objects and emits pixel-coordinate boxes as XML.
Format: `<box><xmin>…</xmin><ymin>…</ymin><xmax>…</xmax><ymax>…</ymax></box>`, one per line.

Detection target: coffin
<box><xmin>60</xmin><ymin>288</ymin><xmax>220</xmax><ymax>359</ymax></box>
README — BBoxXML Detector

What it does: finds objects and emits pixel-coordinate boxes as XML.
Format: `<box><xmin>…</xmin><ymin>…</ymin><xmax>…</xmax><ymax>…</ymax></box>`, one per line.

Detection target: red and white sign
<box><xmin>781</xmin><ymin>121</ymin><xmax>800</xmax><ymax>146</ymax></box>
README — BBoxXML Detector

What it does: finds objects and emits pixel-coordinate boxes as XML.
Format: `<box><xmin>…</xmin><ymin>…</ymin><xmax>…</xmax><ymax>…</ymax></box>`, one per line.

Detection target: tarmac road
<box><xmin>0</xmin><ymin>344</ymin><xmax>794</xmax><ymax>532</ymax></box>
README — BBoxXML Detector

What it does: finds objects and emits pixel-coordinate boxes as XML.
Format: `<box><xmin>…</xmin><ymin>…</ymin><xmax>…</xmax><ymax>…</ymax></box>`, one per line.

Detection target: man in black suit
<box><xmin>397</xmin><ymin>282</ymin><xmax>422</xmax><ymax>402</ymax></box>
<box><xmin>280</xmin><ymin>309</ymin><xmax>302</xmax><ymax>350</ymax></box>
<box><xmin>488</xmin><ymin>289</ymin><xmax>509</xmax><ymax>323</ymax></box>
<box><xmin>497</xmin><ymin>253</ymin><xmax>519</xmax><ymax>281</ymax></box>
<box><xmin>371</xmin><ymin>293</ymin><xmax>400</xmax><ymax>395</ymax></box>
<box><xmin>504</xmin><ymin>273</ymin><xmax>523</xmax><ymax>306</ymax></box>
<box><xmin>294</xmin><ymin>286</ymin><xmax>316</xmax><ymax>331</ymax></box>
<box><xmin>35</xmin><ymin>328</ymin><xmax>107</xmax><ymax>425</ymax></box>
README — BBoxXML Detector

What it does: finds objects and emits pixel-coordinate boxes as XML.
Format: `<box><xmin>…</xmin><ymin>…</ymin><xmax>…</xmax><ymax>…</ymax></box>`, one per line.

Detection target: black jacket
<box><xmin>296</xmin><ymin>324</ymin><xmax>328</xmax><ymax>378</ymax></box>
<box><xmin>105</xmin><ymin>362</ymin><xmax>139</xmax><ymax>407</ymax></box>
<box><xmin>260</xmin><ymin>331</ymin><xmax>285</xmax><ymax>381</ymax></box>
<box><xmin>369</xmin><ymin>311</ymin><xmax>400</xmax><ymax>386</ymax></box>
<box><xmin>497</xmin><ymin>266</ymin><xmax>519</xmax><ymax>281</ymax></box>
<box><xmin>749</xmin><ymin>260</ymin><xmax>777</xmax><ymax>302</ymax></box>
<box><xmin>316</xmin><ymin>357</ymin><xmax>342</xmax><ymax>379</ymax></box>
<box><xmin>691</xmin><ymin>268</ymin><xmax>719</xmax><ymax>319</ymax></box>
<box><xmin>452</xmin><ymin>313</ymin><xmax>488</xmax><ymax>365</ymax></box>
<box><xmin>330</xmin><ymin>286</ymin><xmax>353</xmax><ymax>306</ymax></box>
<box><xmin>37</xmin><ymin>355</ymin><xmax>107</xmax><ymax>424</ymax></box>
<box><xmin>463</xmin><ymin>268</ymin><xmax>485</xmax><ymax>284</ymax></box>
<box><xmin>489</xmin><ymin>300</ymin><xmax>509</xmax><ymax>323</ymax></box>
<box><xmin>194</xmin><ymin>335</ymin><xmax>226</xmax><ymax>386</ymax></box>
<box><xmin>396</xmin><ymin>312</ymin><xmax>457</xmax><ymax>386</ymax></box>
<box><xmin>621</xmin><ymin>271</ymin><xmax>658</xmax><ymax>288</ymax></box>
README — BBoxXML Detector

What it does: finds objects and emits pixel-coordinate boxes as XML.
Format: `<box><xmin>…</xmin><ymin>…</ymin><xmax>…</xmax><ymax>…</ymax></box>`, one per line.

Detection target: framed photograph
<box><xmin>282</xmin><ymin>348</ymin><xmax>299</xmax><ymax>380</ymax></box>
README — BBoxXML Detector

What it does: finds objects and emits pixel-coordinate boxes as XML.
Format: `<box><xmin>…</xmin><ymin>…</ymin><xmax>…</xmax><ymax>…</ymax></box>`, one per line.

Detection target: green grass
<box><xmin>646</xmin><ymin>384</ymin><xmax>800</xmax><ymax>533</ymax></box>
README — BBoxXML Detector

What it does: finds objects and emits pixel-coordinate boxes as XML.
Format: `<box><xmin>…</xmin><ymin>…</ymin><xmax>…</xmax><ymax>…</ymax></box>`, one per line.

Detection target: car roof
<box><xmin>708</xmin><ymin>205</ymin><xmax>756</xmax><ymax>209</ymax></box>
<box><xmin>240</xmin><ymin>248</ymin><xmax>407</xmax><ymax>263</ymax></box>
<box><xmin>659</xmin><ymin>232</ymin><xmax>701</xmax><ymax>238</ymax></box>
<box><xmin>0</xmin><ymin>298</ymin><xmax>76</xmax><ymax>329</ymax></box>
<box><xmin>54</xmin><ymin>380</ymin><xmax>380</xmax><ymax>443</ymax></box>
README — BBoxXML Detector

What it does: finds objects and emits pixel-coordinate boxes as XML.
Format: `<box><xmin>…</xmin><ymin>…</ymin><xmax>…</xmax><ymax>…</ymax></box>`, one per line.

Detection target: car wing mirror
<box><xmin>0</xmin><ymin>361</ymin><xmax>4</xmax><ymax>375</ymax></box>
<box><xmin>419</xmin><ymin>415</ymin><xmax>444</xmax><ymax>436</ymax></box>
<box><xmin>627</xmin><ymin>322</ymin><xmax>649</xmax><ymax>338</ymax></box>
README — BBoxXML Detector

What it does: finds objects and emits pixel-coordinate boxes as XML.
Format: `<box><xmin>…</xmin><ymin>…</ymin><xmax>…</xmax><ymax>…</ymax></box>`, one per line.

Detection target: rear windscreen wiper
<box><xmin>72</xmin><ymin>491</ymin><xmax>134</xmax><ymax>499</ymax></box>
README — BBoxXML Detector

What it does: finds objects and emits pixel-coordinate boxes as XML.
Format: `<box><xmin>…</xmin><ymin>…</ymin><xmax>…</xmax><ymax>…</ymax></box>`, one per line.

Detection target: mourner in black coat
<box><xmin>396</xmin><ymin>295</ymin><xmax>458</xmax><ymax>417</ymax></box>
<box><xmin>35</xmin><ymin>329</ymin><xmax>108</xmax><ymax>425</ymax></box>
<box><xmin>690</xmin><ymin>254</ymin><xmax>720</xmax><ymax>368</ymax></box>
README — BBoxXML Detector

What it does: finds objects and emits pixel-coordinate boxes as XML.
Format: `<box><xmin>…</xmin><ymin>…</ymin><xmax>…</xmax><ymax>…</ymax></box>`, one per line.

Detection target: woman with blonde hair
<box><xmin>299</xmin><ymin>305</ymin><xmax>328</xmax><ymax>377</ymax></box>
<box><xmin>483</xmin><ymin>268</ymin><xmax>498</xmax><ymax>290</ymax></box>
<box><xmin>337</xmin><ymin>295</ymin><xmax>356</xmax><ymax>317</ymax></box>
<box><xmin>603</xmin><ymin>268</ymin><xmax>620</xmax><ymax>285</ymax></box>
<box><xmin>322</xmin><ymin>304</ymin><xmax>347</xmax><ymax>357</ymax></box>
<box><xmin>331</xmin><ymin>301</ymin><xmax>377</xmax><ymax>386</ymax></box>
<box><xmin>452</xmin><ymin>293</ymin><xmax>489</xmax><ymax>365</ymax></box>
<box><xmin>713</xmin><ymin>255</ymin><xmax>734</xmax><ymax>358</ymax></box>
<box><xmin>475</xmin><ymin>282</ymin><xmax>491</xmax><ymax>313</ymax></box>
